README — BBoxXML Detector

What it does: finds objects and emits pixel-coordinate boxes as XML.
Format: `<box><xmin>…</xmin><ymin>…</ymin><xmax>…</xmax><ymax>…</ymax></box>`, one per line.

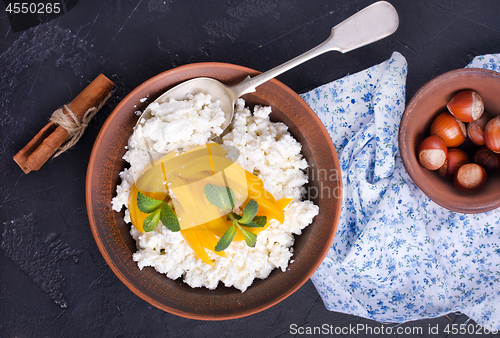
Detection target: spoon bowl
<box><xmin>154</xmin><ymin>77</ymin><xmax>236</xmax><ymax>121</ymax></box>
<box><xmin>130</xmin><ymin>77</ymin><xmax>236</xmax><ymax>152</ymax></box>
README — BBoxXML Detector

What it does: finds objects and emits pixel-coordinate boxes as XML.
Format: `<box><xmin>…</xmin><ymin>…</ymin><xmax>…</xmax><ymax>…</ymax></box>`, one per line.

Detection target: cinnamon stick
<box><xmin>13</xmin><ymin>74</ymin><xmax>114</xmax><ymax>173</ymax></box>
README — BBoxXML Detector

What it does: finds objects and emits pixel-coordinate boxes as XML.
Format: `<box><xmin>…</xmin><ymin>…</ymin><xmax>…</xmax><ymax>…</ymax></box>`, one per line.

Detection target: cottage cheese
<box><xmin>132</xmin><ymin>92</ymin><xmax>226</xmax><ymax>154</ymax></box>
<box><xmin>112</xmin><ymin>94</ymin><xmax>319</xmax><ymax>292</ymax></box>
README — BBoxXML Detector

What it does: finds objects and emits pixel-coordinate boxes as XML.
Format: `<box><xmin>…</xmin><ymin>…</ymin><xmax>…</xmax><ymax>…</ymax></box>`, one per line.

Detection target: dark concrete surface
<box><xmin>1</xmin><ymin>1</ymin><xmax>500</xmax><ymax>337</ymax></box>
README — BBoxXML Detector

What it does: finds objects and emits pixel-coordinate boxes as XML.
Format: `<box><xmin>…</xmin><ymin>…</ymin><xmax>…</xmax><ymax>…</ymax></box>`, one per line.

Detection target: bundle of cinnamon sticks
<box><xmin>14</xmin><ymin>74</ymin><xmax>114</xmax><ymax>174</ymax></box>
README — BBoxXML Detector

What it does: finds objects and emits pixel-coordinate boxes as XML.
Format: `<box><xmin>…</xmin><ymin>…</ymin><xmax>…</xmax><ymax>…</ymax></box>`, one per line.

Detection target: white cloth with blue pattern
<box><xmin>301</xmin><ymin>52</ymin><xmax>500</xmax><ymax>330</ymax></box>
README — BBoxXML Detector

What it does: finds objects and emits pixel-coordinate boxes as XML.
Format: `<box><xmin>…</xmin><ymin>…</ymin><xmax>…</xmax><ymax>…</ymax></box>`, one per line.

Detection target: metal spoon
<box><xmin>132</xmin><ymin>1</ymin><xmax>398</xmax><ymax>151</ymax></box>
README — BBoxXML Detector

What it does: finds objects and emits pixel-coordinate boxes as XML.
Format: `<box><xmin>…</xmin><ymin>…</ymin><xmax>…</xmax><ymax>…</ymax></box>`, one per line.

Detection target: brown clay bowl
<box><xmin>86</xmin><ymin>63</ymin><xmax>342</xmax><ymax>320</ymax></box>
<box><xmin>399</xmin><ymin>68</ymin><xmax>500</xmax><ymax>213</ymax></box>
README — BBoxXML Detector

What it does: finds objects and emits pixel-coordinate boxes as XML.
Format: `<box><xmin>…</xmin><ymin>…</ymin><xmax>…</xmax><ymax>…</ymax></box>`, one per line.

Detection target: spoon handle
<box><xmin>228</xmin><ymin>1</ymin><xmax>399</xmax><ymax>99</ymax></box>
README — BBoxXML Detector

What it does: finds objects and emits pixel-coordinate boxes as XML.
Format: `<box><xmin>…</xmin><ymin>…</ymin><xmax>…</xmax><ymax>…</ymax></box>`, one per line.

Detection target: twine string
<box><xmin>49</xmin><ymin>91</ymin><xmax>112</xmax><ymax>157</ymax></box>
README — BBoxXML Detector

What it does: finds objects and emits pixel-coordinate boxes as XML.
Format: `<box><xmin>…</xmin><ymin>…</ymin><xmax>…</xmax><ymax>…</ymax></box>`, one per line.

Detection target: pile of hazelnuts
<box><xmin>418</xmin><ymin>90</ymin><xmax>500</xmax><ymax>192</ymax></box>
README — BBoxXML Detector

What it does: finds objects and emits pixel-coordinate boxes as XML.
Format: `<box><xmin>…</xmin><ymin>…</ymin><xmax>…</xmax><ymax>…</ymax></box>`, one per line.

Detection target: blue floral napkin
<box><xmin>300</xmin><ymin>52</ymin><xmax>500</xmax><ymax>330</ymax></box>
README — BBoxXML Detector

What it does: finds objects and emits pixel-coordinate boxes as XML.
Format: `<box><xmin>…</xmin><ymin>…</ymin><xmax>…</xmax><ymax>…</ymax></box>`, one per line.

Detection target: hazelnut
<box><xmin>467</xmin><ymin>112</ymin><xmax>492</xmax><ymax>146</ymax></box>
<box><xmin>484</xmin><ymin>116</ymin><xmax>500</xmax><ymax>153</ymax></box>
<box><xmin>438</xmin><ymin>148</ymin><xmax>469</xmax><ymax>179</ymax></box>
<box><xmin>418</xmin><ymin>135</ymin><xmax>447</xmax><ymax>170</ymax></box>
<box><xmin>447</xmin><ymin>90</ymin><xmax>484</xmax><ymax>122</ymax></box>
<box><xmin>430</xmin><ymin>112</ymin><xmax>467</xmax><ymax>147</ymax></box>
<box><xmin>454</xmin><ymin>163</ymin><xmax>487</xmax><ymax>192</ymax></box>
<box><xmin>473</xmin><ymin>146</ymin><xmax>500</xmax><ymax>172</ymax></box>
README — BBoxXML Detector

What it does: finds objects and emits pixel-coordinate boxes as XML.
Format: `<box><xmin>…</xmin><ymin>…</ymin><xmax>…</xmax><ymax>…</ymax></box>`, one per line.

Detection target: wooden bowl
<box><xmin>399</xmin><ymin>68</ymin><xmax>500</xmax><ymax>213</ymax></box>
<box><xmin>86</xmin><ymin>63</ymin><xmax>342</xmax><ymax>320</ymax></box>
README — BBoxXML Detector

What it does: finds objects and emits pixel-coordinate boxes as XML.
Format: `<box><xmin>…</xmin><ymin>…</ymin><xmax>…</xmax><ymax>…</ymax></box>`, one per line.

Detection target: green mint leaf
<box><xmin>238</xmin><ymin>226</ymin><xmax>257</xmax><ymax>248</ymax></box>
<box><xmin>239</xmin><ymin>199</ymin><xmax>258</xmax><ymax>224</ymax></box>
<box><xmin>252</xmin><ymin>215</ymin><xmax>267</xmax><ymax>227</ymax></box>
<box><xmin>204</xmin><ymin>183</ymin><xmax>235</xmax><ymax>211</ymax></box>
<box><xmin>227</xmin><ymin>212</ymin><xmax>241</xmax><ymax>221</ymax></box>
<box><xmin>214</xmin><ymin>224</ymin><xmax>236</xmax><ymax>252</ymax></box>
<box><xmin>241</xmin><ymin>215</ymin><xmax>267</xmax><ymax>228</ymax></box>
<box><xmin>160</xmin><ymin>203</ymin><xmax>180</xmax><ymax>232</ymax></box>
<box><xmin>143</xmin><ymin>208</ymin><xmax>161</xmax><ymax>232</ymax></box>
<box><xmin>137</xmin><ymin>191</ymin><xmax>164</xmax><ymax>213</ymax></box>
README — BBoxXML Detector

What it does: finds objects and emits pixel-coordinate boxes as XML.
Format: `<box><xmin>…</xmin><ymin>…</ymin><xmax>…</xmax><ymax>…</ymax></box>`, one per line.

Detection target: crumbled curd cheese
<box><xmin>112</xmin><ymin>95</ymin><xmax>318</xmax><ymax>292</ymax></box>
<box><xmin>131</xmin><ymin>92</ymin><xmax>225</xmax><ymax>154</ymax></box>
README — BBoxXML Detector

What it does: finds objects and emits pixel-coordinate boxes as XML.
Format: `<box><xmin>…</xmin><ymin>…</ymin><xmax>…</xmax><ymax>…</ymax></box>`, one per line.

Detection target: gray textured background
<box><xmin>1</xmin><ymin>1</ymin><xmax>500</xmax><ymax>337</ymax></box>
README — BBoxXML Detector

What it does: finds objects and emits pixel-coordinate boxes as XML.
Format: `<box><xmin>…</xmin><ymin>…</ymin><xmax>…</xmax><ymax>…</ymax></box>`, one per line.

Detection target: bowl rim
<box><xmin>399</xmin><ymin>67</ymin><xmax>500</xmax><ymax>213</ymax></box>
<box><xmin>86</xmin><ymin>62</ymin><xmax>342</xmax><ymax>320</ymax></box>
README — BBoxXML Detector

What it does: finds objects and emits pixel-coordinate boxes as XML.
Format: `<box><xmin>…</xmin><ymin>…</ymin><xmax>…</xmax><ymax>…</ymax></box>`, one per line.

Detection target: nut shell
<box><xmin>438</xmin><ymin>148</ymin><xmax>469</xmax><ymax>179</ymax></box>
<box><xmin>430</xmin><ymin>112</ymin><xmax>467</xmax><ymax>147</ymax></box>
<box><xmin>417</xmin><ymin>135</ymin><xmax>447</xmax><ymax>170</ymax></box>
<box><xmin>454</xmin><ymin>163</ymin><xmax>487</xmax><ymax>192</ymax></box>
<box><xmin>467</xmin><ymin>112</ymin><xmax>492</xmax><ymax>146</ymax></box>
<box><xmin>474</xmin><ymin>146</ymin><xmax>500</xmax><ymax>172</ymax></box>
<box><xmin>484</xmin><ymin>116</ymin><xmax>500</xmax><ymax>153</ymax></box>
<box><xmin>447</xmin><ymin>90</ymin><xmax>484</xmax><ymax>122</ymax></box>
